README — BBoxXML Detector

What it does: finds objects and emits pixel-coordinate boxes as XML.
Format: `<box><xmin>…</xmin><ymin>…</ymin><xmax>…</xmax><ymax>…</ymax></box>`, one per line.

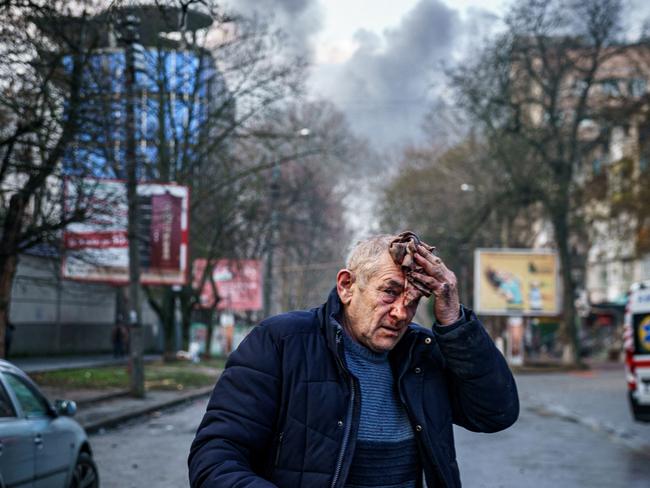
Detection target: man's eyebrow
<box><xmin>383</xmin><ymin>279</ymin><xmax>404</xmax><ymax>289</ymax></box>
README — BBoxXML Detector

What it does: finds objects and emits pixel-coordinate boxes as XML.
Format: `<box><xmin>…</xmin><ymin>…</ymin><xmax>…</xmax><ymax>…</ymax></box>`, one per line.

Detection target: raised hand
<box><xmin>412</xmin><ymin>245</ymin><xmax>461</xmax><ymax>325</ymax></box>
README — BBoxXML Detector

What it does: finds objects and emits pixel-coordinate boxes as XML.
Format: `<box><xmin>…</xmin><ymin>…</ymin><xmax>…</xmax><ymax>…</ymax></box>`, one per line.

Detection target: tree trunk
<box><xmin>0</xmin><ymin>193</ymin><xmax>27</xmax><ymax>358</ymax></box>
<box><xmin>552</xmin><ymin>211</ymin><xmax>581</xmax><ymax>366</ymax></box>
<box><xmin>0</xmin><ymin>254</ymin><xmax>18</xmax><ymax>359</ymax></box>
<box><xmin>180</xmin><ymin>285</ymin><xmax>193</xmax><ymax>350</ymax></box>
<box><xmin>161</xmin><ymin>286</ymin><xmax>175</xmax><ymax>361</ymax></box>
<box><xmin>205</xmin><ymin>309</ymin><xmax>215</xmax><ymax>358</ymax></box>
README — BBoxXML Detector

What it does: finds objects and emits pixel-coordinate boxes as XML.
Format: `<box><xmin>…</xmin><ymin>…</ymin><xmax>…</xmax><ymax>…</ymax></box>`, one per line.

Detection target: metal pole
<box><xmin>262</xmin><ymin>129</ymin><xmax>310</xmax><ymax>318</ymax></box>
<box><xmin>122</xmin><ymin>14</ymin><xmax>145</xmax><ymax>398</ymax></box>
<box><xmin>263</xmin><ymin>162</ymin><xmax>280</xmax><ymax>318</ymax></box>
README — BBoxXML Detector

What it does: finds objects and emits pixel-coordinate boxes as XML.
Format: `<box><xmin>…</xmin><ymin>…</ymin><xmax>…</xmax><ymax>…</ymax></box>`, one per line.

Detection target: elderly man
<box><xmin>189</xmin><ymin>233</ymin><xmax>519</xmax><ymax>488</ymax></box>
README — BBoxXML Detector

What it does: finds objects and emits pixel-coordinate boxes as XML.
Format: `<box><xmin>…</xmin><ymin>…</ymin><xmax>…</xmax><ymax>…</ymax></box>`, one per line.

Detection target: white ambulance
<box><xmin>624</xmin><ymin>280</ymin><xmax>650</xmax><ymax>422</ymax></box>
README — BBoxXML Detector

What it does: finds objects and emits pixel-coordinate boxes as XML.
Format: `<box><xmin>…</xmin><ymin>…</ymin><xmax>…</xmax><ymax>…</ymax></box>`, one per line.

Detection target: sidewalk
<box><xmin>14</xmin><ymin>354</ymin><xmax>217</xmax><ymax>433</ymax></box>
<box><xmin>13</xmin><ymin>353</ymin><xmax>162</xmax><ymax>373</ymax></box>
<box><xmin>69</xmin><ymin>386</ymin><xmax>214</xmax><ymax>433</ymax></box>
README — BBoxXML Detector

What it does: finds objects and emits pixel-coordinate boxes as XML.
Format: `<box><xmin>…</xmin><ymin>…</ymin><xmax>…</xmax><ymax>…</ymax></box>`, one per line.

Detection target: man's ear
<box><xmin>336</xmin><ymin>269</ymin><xmax>355</xmax><ymax>305</ymax></box>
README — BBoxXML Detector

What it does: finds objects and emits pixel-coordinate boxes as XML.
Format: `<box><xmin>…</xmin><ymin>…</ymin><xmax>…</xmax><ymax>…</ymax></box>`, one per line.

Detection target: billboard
<box><xmin>193</xmin><ymin>259</ymin><xmax>263</xmax><ymax>312</ymax></box>
<box><xmin>62</xmin><ymin>179</ymin><xmax>189</xmax><ymax>285</ymax></box>
<box><xmin>474</xmin><ymin>248</ymin><xmax>561</xmax><ymax>316</ymax></box>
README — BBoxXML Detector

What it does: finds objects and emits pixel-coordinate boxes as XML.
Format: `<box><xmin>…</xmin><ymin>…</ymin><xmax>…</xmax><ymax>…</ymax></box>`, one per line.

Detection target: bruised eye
<box><xmin>381</xmin><ymin>288</ymin><xmax>400</xmax><ymax>303</ymax></box>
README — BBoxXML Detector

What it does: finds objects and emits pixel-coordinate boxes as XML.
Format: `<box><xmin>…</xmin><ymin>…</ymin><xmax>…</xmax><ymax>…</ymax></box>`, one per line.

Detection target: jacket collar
<box><xmin>318</xmin><ymin>287</ymin><xmax>422</xmax><ymax>367</ymax></box>
<box><xmin>319</xmin><ymin>287</ymin><xmax>345</xmax><ymax>359</ymax></box>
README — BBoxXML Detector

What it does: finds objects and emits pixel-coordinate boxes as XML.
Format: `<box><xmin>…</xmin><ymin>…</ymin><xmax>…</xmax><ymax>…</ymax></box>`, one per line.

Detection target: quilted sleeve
<box><xmin>432</xmin><ymin>307</ymin><xmax>519</xmax><ymax>433</ymax></box>
<box><xmin>188</xmin><ymin>324</ymin><xmax>281</xmax><ymax>487</ymax></box>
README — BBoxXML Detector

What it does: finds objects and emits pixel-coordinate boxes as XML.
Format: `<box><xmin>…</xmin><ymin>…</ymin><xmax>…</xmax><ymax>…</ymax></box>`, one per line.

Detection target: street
<box><xmin>91</xmin><ymin>367</ymin><xmax>650</xmax><ymax>487</ymax></box>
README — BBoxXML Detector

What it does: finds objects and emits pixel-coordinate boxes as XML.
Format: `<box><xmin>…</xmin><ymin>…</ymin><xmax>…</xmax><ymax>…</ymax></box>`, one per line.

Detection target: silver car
<box><xmin>0</xmin><ymin>359</ymin><xmax>99</xmax><ymax>488</ymax></box>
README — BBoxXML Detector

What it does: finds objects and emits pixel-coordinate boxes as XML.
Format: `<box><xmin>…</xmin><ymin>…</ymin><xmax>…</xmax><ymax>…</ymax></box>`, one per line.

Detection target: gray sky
<box><xmin>223</xmin><ymin>0</ymin><xmax>650</xmax><ymax>238</ymax></box>
<box><xmin>225</xmin><ymin>0</ymin><xmax>650</xmax><ymax>151</ymax></box>
<box><xmin>226</xmin><ymin>0</ymin><xmax>506</xmax><ymax>149</ymax></box>
<box><xmin>314</xmin><ymin>4</ymin><xmax>506</xmax><ymax>150</ymax></box>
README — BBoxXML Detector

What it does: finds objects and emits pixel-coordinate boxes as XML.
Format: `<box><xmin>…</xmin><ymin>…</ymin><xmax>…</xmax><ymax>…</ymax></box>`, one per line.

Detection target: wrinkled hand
<box><xmin>412</xmin><ymin>245</ymin><xmax>461</xmax><ymax>326</ymax></box>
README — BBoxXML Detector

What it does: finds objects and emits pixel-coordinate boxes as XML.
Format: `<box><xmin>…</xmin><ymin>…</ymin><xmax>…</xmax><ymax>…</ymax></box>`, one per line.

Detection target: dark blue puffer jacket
<box><xmin>189</xmin><ymin>289</ymin><xmax>519</xmax><ymax>487</ymax></box>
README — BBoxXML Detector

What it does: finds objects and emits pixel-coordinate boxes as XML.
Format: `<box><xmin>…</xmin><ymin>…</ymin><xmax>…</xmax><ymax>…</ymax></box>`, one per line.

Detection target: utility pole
<box><xmin>263</xmin><ymin>161</ymin><xmax>280</xmax><ymax>318</ymax></box>
<box><xmin>120</xmin><ymin>13</ymin><xmax>145</xmax><ymax>398</ymax></box>
<box><xmin>262</xmin><ymin>128</ymin><xmax>311</xmax><ymax>318</ymax></box>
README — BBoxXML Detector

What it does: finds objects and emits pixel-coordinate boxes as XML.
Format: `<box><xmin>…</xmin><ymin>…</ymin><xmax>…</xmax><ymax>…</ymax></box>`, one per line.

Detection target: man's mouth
<box><xmin>380</xmin><ymin>325</ymin><xmax>402</xmax><ymax>336</ymax></box>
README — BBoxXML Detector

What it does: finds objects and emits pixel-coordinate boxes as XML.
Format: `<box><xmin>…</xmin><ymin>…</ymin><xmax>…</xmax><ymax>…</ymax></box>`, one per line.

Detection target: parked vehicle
<box><xmin>0</xmin><ymin>359</ymin><xmax>99</xmax><ymax>487</ymax></box>
<box><xmin>624</xmin><ymin>280</ymin><xmax>650</xmax><ymax>422</ymax></box>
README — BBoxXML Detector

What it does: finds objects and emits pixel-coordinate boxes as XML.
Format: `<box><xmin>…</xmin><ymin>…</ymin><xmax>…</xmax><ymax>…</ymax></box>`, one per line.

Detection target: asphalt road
<box><xmin>91</xmin><ymin>368</ymin><xmax>650</xmax><ymax>487</ymax></box>
<box><xmin>90</xmin><ymin>400</ymin><xmax>205</xmax><ymax>488</ymax></box>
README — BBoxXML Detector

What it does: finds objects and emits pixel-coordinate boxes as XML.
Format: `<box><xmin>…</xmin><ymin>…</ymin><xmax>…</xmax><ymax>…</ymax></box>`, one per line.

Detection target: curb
<box><xmin>512</xmin><ymin>363</ymin><xmax>591</xmax><ymax>374</ymax></box>
<box><xmin>19</xmin><ymin>355</ymin><xmax>162</xmax><ymax>374</ymax></box>
<box><xmin>527</xmin><ymin>402</ymin><xmax>650</xmax><ymax>458</ymax></box>
<box><xmin>83</xmin><ymin>386</ymin><xmax>213</xmax><ymax>434</ymax></box>
<box><xmin>76</xmin><ymin>389</ymin><xmax>131</xmax><ymax>407</ymax></box>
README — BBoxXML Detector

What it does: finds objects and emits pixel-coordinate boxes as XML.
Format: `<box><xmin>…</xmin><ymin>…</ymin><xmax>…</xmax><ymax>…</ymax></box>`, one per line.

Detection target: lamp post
<box><xmin>263</xmin><ymin>162</ymin><xmax>281</xmax><ymax>318</ymax></box>
<box><xmin>263</xmin><ymin>128</ymin><xmax>311</xmax><ymax>318</ymax></box>
<box><xmin>120</xmin><ymin>13</ymin><xmax>145</xmax><ymax>398</ymax></box>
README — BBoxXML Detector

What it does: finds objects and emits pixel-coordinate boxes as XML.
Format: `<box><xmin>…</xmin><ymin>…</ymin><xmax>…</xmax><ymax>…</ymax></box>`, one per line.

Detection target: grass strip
<box><xmin>29</xmin><ymin>358</ymin><xmax>226</xmax><ymax>391</ymax></box>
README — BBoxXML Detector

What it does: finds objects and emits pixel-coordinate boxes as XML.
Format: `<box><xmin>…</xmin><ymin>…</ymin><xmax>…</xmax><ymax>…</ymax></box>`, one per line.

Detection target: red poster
<box><xmin>193</xmin><ymin>259</ymin><xmax>263</xmax><ymax>311</ymax></box>
<box><xmin>150</xmin><ymin>194</ymin><xmax>182</xmax><ymax>270</ymax></box>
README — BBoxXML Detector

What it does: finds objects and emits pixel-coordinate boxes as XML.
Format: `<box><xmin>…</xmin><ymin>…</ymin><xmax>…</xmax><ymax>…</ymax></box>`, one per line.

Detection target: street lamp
<box><xmin>460</xmin><ymin>183</ymin><xmax>475</xmax><ymax>192</ymax></box>
<box><xmin>119</xmin><ymin>12</ymin><xmax>145</xmax><ymax>398</ymax></box>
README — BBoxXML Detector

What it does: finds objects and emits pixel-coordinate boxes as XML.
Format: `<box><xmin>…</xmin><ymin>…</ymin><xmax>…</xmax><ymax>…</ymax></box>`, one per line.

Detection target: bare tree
<box><xmin>449</xmin><ymin>0</ymin><xmax>643</xmax><ymax>364</ymax></box>
<box><xmin>0</xmin><ymin>0</ymin><xmax>113</xmax><ymax>358</ymax></box>
<box><xmin>94</xmin><ymin>1</ymin><xmax>360</xmax><ymax>357</ymax></box>
<box><xmin>380</xmin><ymin>137</ymin><xmax>542</xmax><ymax>308</ymax></box>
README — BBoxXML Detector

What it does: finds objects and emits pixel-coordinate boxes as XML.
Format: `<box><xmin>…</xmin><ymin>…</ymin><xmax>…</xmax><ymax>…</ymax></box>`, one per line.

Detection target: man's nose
<box><xmin>390</xmin><ymin>298</ymin><xmax>409</xmax><ymax>323</ymax></box>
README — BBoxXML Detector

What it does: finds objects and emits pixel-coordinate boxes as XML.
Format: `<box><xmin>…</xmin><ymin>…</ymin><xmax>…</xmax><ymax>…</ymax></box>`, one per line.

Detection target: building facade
<box><xmin>10</xmin><ymin>4</ymin><xmax>227</xmax><ymax>355</ymax></box>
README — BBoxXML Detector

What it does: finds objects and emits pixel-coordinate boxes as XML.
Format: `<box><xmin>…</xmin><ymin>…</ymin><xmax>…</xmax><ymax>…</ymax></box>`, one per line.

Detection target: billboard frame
<box><xmin>473</xmin><ymin>248</ymin><xmax>562</xmax><ymax>317</ymax></box>
<box><xmin>61</xmin><ymin>177</ymin><xmax>190</xmax><ymax>286</ymax></box>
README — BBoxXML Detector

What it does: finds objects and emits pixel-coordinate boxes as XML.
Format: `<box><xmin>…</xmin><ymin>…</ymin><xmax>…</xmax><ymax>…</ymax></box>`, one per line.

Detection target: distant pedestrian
<box><xmin>112</xmin><ymin>322</ymin><xmax>126</xmax><ymax>358</ymax></box>
<box><xmin>4</xmin><ymin>321</ymin><xmax>15</xmax><ymax>359</ymax></box>
<box><xmin>121</xmin><ymin>324</ymin><xmax>130</xmax><ymax>355</ymax></box>
<box><xmin>189</xmin><ymin>232</ymin><xmax>519</xmax><ymax>487</ymax></box>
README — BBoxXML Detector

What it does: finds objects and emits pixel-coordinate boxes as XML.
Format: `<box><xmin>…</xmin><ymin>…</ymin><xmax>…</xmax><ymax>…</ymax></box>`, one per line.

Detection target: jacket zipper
<box><xmin>274</xmin><ymin>432</ymin><xmax>284</xmax><ymax>466</ymax></box>
<box><xmin>331</xmin><ymin>372</ymin><xmax>354</xmax><ymax>488</ymax></box>
<box><xmin>398</xmin><ymin>334</ymin><xmax>447</xmax><ymax>487</ymax></box>
<box><xmin>331</xmin><ymin>329</ymin><xmax>355</xmax><ymax>488</ymax></box>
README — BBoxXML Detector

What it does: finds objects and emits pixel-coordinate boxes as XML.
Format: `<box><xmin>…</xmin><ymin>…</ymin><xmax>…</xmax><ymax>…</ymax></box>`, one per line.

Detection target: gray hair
<box><xmin>345</xmin><ymin>234</ymin><xmax>396</xmax><ymax>287</ymax></box>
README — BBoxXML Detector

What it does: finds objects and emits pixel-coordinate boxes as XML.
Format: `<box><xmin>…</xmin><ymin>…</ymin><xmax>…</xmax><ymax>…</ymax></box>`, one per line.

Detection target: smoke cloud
<box><xmin>227</xmin><ymin>1</ymin><xmax>502</xmax><ymax>149</ymax></box>
<box><xmin>311</xmin><ymin>0</ymin><xmax>501</xmax><ymax>149</ymax></box>
<box><xmin>227</xmin><ymin>0</ymin><xmax>323</xmax><ymax>58</ymax></box>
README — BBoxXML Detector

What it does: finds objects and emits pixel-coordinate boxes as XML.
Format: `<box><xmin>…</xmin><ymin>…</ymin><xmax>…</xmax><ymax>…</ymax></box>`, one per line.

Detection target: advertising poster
<box><xmin>474</xmin><ymin>249</ymin><xmax>561</xmax><ymax>316</ymax></box>
<box><xmin>62</xmin><ymin>178</ymin><xmax>189</xmax><ymax>285</ymax></box>
<box><xmin>193</xmin><ymin>259</ymin><xmax>263</xmax><ymax>312</ymax></box>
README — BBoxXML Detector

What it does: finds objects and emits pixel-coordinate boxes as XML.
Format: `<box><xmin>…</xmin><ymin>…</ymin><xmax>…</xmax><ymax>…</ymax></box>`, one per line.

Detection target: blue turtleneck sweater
<box><xmin>342</xmin><ymin>331</ymin><xmax>421</xmax><ymax>488</ymax></box>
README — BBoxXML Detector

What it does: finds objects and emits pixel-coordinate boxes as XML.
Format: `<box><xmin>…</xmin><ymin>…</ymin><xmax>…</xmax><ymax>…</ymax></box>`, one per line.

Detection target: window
<box><xmin>4</xmin><ymin>374</ymin><xmax>49</xmax><ymax>418</ymax></box>
<box><xmin>600</xmin><ymin>266</ymin><xmax>608</xmax><ymax>285</ymax></box>
<box><xmin>642</xmin><ymin>255</ymin><xmax>650</xmax><ymax>280</ymax></box>
<box><xmin>629</xmin><ymin>78</ymin><xmax>647</xmax><ymax>97</ymax></box>
<box><xmin>572</xmin><ymin>78</ymin><xmax>589</xmax><ymax>96</ymax></box>
<box><xmin>0</xmin><ymin>381</ymin><xmax>15</xmax><ymax>417</ymax></box>
<box><xmin>592</xmin><ymin>157</ymin><xmax>603</xmax><ymax>175</ymax></box>
<box><xmin>600</xmin><ymin>78</ymin><xmax>621</xmax><ymax>97</ymax></box>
